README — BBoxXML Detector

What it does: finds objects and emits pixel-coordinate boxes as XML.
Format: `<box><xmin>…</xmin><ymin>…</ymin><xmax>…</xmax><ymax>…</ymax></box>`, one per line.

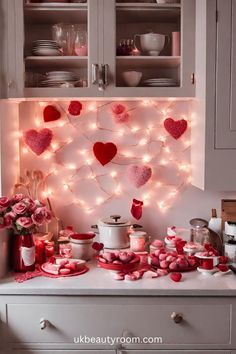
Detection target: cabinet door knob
<box><xmin>171</xmin><ymin>312</ymin><xmax>183</xmax><ymax>323</ymax></box>
<box><xmin>40</xmin><ymin>318</ymin><xmax>48</xmax><ymax>330</ymax></box>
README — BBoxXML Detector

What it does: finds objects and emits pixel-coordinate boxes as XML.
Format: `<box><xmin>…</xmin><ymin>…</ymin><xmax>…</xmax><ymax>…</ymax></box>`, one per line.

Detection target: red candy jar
<box><xmin>13</xmin><ymin>234</ymin><xmax>35</xmax><ymax>272</ymax></box>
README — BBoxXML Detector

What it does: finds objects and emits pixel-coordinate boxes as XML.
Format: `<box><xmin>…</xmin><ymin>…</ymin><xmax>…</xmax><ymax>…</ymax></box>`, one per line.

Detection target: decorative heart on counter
<box><xmin>164</xmin><ymin>117</ymin><xmax>188</xmax><ymax>139</ymax></box>
<box><xmin>68</xmin><ymin>101</ymin><xmax>83</xmax><ymax>116</ymax></box>
<box><xmin>43</xmin><ymin>105</ymin><xmax>61</xmax><ymax>123</ymax></box>
<box><xmin>23</xmin><ymin>128</ymin><xmax>53</xmax><ymax>156</ymax></box>
<box><xmin>93</xmin><ymin>142</ymin><xmax>117</xmax><ymax>166</ymax></box>
<box><xmin>127</xmin><ymin>165</ymin><xmax>152</xmax><ymax>188</ymax></box>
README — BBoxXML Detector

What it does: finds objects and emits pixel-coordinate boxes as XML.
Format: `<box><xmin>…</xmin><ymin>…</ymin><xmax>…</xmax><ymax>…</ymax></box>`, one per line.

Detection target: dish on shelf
<box><xmin>122</xmin><ymin>70</ymin><xmax>142</xmax><ymax>86</ymax></box>
<box><xmin>40</xmin><ymin>70</ymin><xmax>79</xmax><ymax>87</ymax></box>
<box><xmin>142</xmin><ymin>78</ymin><xmax>178</xmax><ymax>87</ymax></box>
<box><xmin>32</xmin><ymin>40</ymin><xmax>62</xmax><ymax>56</ymax></box>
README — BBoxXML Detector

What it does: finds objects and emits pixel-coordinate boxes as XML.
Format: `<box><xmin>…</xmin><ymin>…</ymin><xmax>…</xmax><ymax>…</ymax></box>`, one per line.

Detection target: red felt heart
<box><xmin>164</xmin><ymin>118</ymin><xmax>188</xmax><ymax>139</ymax></box>
<box><xmin>43</xmin><ymin>105</ymin><xmax>61</xmax><ymax>123</ymax></box>
<box><xmin>23</xmin><ymin>128</ymin><xmax>53</xmax><ymax>156</ymax></box>
<box><xmin>93</xmin><ymin>142</ymin><xmax>117</xmax><ymax>166</ymax></box>
<box><xmin>170</xmin><ymin>272</ymin><xmax>182</xmax><ymax>282</ymax></box>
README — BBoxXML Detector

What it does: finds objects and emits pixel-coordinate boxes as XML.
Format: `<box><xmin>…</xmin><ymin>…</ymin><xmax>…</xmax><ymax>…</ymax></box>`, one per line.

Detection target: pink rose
<box><xmin>111</xmin><ymin>103</ymin><xmax>126</xmax><ymax>115</ymax></box>
<box><xmin>12</xmin><ymin>194</ymin><xmax>24</xmax><ymax>203</ymax></box>
<box><xmin>32</xmin><ymin>207</ymin><xmax>52</xmax><ymax>225</ymax></box>
<box><xmin>4</xmin><ymin>215</ymin><xmax>13</xmax><ymax>228</ymax></box>
<box><xmin>32</xmin><ymin>208</ymin><xmax>45</xmax><ymax>226</ymax></box>
<box><xmin>0</xmin><ymin>196</ymin><xmax>10</xmax><ymax>212</ymax></box>
<box><xmin>12</xmin><ymin>202</ymin><xmax>28</xmax><ymax>215</ymax></box>
<box><xmin>22</xmin><ymin>198</ymin><xmax>37</xmax><ymax>212</ymax></box>
<box><xmin>16</xmin><ymin>217</ymin><xmax>33</xmax><ymax>229</ymax></box>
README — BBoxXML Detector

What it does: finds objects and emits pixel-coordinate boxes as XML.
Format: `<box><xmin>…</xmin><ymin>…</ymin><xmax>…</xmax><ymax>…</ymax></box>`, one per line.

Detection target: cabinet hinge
<box><xmin>191</xmin><ymin>73</ymin><xmax>195</xmax><ymax>85</ymax></box>
<box><xmin>216</xmin><ymin>10</ymin><xmax>218</xmax><ymax>22</ymax></box>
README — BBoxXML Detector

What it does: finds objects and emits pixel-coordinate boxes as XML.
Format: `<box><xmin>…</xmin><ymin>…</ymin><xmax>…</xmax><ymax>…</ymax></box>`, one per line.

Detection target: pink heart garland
<box><xmin>164</xmin><ymin>117</ymin><xmax>188</xmax><ymax>140</ymax></box>
<box><xmin>23</xmin><ymin>128</ymin><xmax>53</xmax><ymax>156</ymax></box>
<box><xmin>127</xmin><ymin>165</ymin><xmax>152</xmax><ymax>188</ymax></box>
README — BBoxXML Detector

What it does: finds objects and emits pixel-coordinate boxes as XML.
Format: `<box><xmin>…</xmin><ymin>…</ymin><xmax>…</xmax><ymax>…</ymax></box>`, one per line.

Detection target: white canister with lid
<box><xmin>70</xmin><ymin>233</ymin><xmax>95</xmax><ymax>261</ymax></box>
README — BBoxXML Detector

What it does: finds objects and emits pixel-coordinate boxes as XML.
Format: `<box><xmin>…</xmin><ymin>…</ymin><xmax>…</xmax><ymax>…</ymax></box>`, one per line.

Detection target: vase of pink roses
<box><xmin>0</xmin><ymin>194</ymin><xmax>52</xmax><ymax>272</ymax></box>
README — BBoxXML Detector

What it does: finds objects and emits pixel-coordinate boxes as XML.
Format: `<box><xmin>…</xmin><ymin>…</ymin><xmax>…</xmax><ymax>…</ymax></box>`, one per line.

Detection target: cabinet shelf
<box><xmin>116</xmin><ymin>4</ymin><xmax>180</xmax><ymax>23</ymax></box>
<box><xmin>25</xmin><ymin>56</ymin><xmax>88</xmax><ymax>69</ymax></box>
<box><xmin>116</xmin><ymin>56</ymin><xmax>180</xmax><ymax>68</ymax></box>
<box><xmin>24</xmin><ymin>3</ymin><xmax>87</xmax><ymax>24</ymax></box>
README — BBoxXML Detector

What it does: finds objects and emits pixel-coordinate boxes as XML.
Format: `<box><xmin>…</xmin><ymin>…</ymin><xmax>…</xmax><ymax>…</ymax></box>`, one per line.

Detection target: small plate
<box><xmin>197</xmin><ymin>266</ymin><xmax>218</xmax><ymax>275</ymax></box>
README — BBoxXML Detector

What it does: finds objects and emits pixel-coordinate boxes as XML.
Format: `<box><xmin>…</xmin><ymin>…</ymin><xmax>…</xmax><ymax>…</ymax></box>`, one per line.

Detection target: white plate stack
<box><xmin>142</xmin><ymin>78</ymin><xmax>178</xmax><ymax>87</ymax></box>
<box><xmin>32</xmin><ymin>40</ymin><xmax>62</xmax><ymax>56</ymax></box>
<box><xmin>40</xmin><ymin>71</ymin><xmax>79</xmax><ymax>87</ymax></box>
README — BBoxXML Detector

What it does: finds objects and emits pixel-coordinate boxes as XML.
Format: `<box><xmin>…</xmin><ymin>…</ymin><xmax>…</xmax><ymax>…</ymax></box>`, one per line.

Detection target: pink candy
<box><xmin>157</xmin><ymin>269</ymin><xmax>169</xmax><ymax>276</ymax></box>
<box><xmin>160</xmin><ymin>260</ymin><xmax>169</xmax><ymax>269</ymax></box>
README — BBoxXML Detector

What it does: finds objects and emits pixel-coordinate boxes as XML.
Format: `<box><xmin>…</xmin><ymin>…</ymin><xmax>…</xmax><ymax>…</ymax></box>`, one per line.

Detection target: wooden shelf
<box><xmin>25</xmin><ymin>56</ymin><xmax>88</xmax><ymax>69</ymax></box>
<box><xmin>116</xmin><ymin>56</ymin><xmax>180</xmax><ymax>68</ymax></box>
<box><xmin>116</xmin><ymin>4</ymin><xmax>180</xmax><ymax>23</ymax></box>
<box><xmin>24</xmin><ymin>3</ymin><xmax>87</xmax><ymax>24</ymax></box>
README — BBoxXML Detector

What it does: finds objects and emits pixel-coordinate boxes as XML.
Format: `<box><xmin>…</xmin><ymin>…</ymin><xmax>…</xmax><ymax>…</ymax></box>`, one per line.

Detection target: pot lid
<box><xmin>100</xmin><ymin>215</ymin><xmax>130</xmax><ymax>226</ymax></box>
<box><xmin>70</xmin><ymin>232</ymin><xmax>95</xmax><ymax>240</ymax></box>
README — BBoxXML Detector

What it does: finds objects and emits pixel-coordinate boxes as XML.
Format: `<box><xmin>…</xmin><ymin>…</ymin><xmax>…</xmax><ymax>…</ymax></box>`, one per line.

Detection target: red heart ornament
<box><xmin>170</xmin><ymin>272</ymin><xmax>182</xmax><ymax>282</ymax></box>
<box><xmin>164</xmin><ymin>118</ymin><xmax>188</xmax><ymax>139</ymax></box>
<box><xmin>43</xmin><ymin>105</ymin><xmax>61</xmax><ymax>123</ymax></box>
<box><xmin>93</xmin><ymin>142</ymin><xmax>117</xmax><ymax>166</ymax></box>
<box><xmin>23</xmin><ymin>128</ymin><xmax>53</xmax><ymax>156</ymax></box>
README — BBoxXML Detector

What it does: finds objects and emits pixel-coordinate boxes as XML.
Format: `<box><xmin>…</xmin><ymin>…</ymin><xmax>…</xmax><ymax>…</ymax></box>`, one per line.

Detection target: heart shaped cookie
<box><xmin>43</xmin><ymin>105</ymin><xmax>61</xmax><ymax>123</ymax></box>
<box><xmin>164</xmin><ymin>117</ymin><xmax>188</xmax><ymax>139</ymax></box>
<box><xmin>93</xmin><ymin>142</ymin><xmax>117</xmax><ymax>166</ymax></box>
<box><xmin>127</xmin><ymin>165</ymin><xmax>152</xmax><ymax>188</ymax></box>
<box><xmin>23</xmin><ymin>128</ymin><xmax>53</xmax><ymax>156</ymax></box>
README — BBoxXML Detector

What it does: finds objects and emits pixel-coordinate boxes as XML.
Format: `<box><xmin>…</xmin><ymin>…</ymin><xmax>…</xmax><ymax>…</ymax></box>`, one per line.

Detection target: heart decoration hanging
<box><xmin>93</xmin><ymin>142</ymin><xmax>117</xmax><ymax>166</ymax></box>
<box><xmin>127</xmin><ymin>165</ymin><xmax>152</xmax><ymax>188</ymax></box>
<box><xmin>23</xmin><ymin>128</ymin><xmax>53</xmax><ymax>156</ymax></box>
<box><xmin>164</xmin><ymin>117</ymin><xmax>188</xmax><ymax>140</ymax></box>
<box><xmin>131</xmin><ymin>199</ymin><xmax>144</xmax><ymax>220</ymax></box>
<box><xmin>43</xmin><ymin>105</ymin><xmax>61</xmax><ymax>123</ymax></box>
<box><xmin>68</xmin><ymin>101</ymin><xmax>83</xmax><ymax>116</ymax></box>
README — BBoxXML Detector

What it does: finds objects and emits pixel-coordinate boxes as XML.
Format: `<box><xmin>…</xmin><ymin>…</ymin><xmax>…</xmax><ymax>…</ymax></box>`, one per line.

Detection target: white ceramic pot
<box><xmin>70</xmin><ymin>233</ymin><xmax>95</xmax><ymax>261</ymax></box>
<box><xmin>92</xmin><ymin>215</ymin><xmax>142</xmax><ymax>249</ymax></box>
<box><xmin>134</xmin><ymin>32</ymin><xmax>168</xmax><ymax>56</ymax></box>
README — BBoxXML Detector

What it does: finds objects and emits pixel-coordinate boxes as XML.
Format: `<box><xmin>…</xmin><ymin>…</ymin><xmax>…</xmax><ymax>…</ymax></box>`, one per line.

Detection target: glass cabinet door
<box><xmin>14</xmin><ymin>0</ymin><xmax>102</xmax><ymax>98</ymax></box>
<box><xmin>103</xmin><ymin>0</ymin><xmax>195</xmax><ymax>98</ymax></box>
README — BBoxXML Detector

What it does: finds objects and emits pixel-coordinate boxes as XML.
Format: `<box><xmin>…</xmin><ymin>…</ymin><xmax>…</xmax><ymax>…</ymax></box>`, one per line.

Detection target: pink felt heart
<box><xmin>93</xmin><ymin>142</ymin><xmax>117</xmax><ymax>166</ymax></box>
<box><xmin>164</xmin><ymin>117</ymin><xmax>188</xmax><ymax>139</ymax></box>
<box><xmin>127</xmin><ymin>165</ymin><xmax>152</xmax><ymax>188</ymax></box>
<box><xmin>43</xmin><ymin>105</ymin><xmax>61</xmax><ymax>123</ymax></box>
<box><xmin>23</xmin><ymin>128</ymin><xmax>53</xmax><ymax>156</ymax></box>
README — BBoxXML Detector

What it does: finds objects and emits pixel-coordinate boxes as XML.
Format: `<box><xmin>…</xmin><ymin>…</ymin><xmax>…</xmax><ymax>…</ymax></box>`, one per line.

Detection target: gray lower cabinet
<box><xmin>0</xmin><ymin>296</ymin><xmax>235</xmax><ymax>353</ymax></box>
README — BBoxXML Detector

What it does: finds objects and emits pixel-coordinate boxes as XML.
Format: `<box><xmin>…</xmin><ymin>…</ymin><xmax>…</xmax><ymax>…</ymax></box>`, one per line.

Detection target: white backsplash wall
<box><xmin>18</xmin><ymin>100</ymin><xmax>236</xmax><ymax>237</ymax></box>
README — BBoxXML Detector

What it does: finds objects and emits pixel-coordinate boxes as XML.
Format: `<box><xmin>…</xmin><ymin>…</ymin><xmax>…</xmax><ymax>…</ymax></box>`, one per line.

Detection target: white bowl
<box><xmin>122</xmin><ymin>71</ymin><xmax>142</xmax><ymax>87</ymax></box>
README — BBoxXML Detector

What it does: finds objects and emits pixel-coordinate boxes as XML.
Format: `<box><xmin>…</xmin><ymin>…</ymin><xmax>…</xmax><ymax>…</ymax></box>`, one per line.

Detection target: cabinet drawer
<box><xmin>7</xmin><ymin>303</ymin><xmax>231</xmax><ymax>346</ymax></box>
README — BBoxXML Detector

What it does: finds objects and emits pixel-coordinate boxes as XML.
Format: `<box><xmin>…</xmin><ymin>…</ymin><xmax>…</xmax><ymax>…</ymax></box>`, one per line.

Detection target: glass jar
<box><xmin>13</xmin><ymin>234</ymin><xmax>35</xmax><ymax>272</ymax></box>
<box><xmin>129</xmin><ymin>231</ymin><xmax>149</xmax><ymax>252</ymax></box>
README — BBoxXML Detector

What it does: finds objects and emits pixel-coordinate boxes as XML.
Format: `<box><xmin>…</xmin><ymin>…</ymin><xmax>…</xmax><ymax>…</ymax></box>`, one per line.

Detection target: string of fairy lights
<box><xmin>20</xmin><ymin>99</ymin><xmax>193</xmax><ymax>214</ymax></box>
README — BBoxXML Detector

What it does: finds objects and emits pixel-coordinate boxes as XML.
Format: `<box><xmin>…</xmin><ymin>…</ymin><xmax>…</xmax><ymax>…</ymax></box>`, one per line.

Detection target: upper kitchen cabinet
<box><xmin>6</xmin><ymin>0</ymin><xmax>102</xmax><ymax>98</ymax></box>
<box><xmin>192</xmin><ymin>0</ymin><xmax>236</xmax><ymax>190</ymax></box>
<box><xmin>4</xmin><ymin>0</ymin><xmax>195</xmax><ymax>99</ymax></box>
<box><xmin>103</xmin><ymin>0</ymin><xmax>195</xmax><ymax>98</ymax></box>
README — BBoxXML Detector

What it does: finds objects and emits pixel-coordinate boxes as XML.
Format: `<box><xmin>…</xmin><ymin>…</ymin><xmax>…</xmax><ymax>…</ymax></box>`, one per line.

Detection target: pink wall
<box><xmin>18</xmin><ymin>100</ymin><xmax>236</xmax><ymax>237</ymax></box>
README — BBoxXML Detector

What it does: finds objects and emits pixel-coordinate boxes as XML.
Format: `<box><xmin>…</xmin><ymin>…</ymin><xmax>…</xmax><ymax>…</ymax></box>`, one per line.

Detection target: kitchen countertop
<box><xmin>0</xmin><ymin>261</ymin><xmax>236</xmax><ymax>296</ymax></box>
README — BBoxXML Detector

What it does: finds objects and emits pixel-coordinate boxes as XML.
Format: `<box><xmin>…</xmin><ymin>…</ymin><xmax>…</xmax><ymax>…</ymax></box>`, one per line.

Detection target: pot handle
<box><xmin>91</xmin><ymin>225</ymin><xmax>99</xmax><ymax>234</ymax></box>
<box><xmin>132</xmin><ymin>224</ymin><xmax>143</xmax><ymax>229</ymax></box>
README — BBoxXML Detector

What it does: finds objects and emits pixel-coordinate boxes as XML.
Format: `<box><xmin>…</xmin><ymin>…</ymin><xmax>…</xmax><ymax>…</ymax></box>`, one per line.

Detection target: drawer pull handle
<box><xmin>40</xmin><ymin>318</ymin><xmax>48</xmax><ymax>330</ymax></box>
<box><xmin>171</xmin><ymin>312</ymin><xmax>183</xmax><ymax>324</ymax></box>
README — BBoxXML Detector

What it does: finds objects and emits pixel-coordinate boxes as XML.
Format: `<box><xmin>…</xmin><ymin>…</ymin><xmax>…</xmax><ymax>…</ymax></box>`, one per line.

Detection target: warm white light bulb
<box><xmin>142</xmin><ymin>154</ymin><xmax>151</xmax><ymax>163</ymax></box>
<box><xmin>139</xmin><ymin>138</ymin><xmax>147</xmax><ymax>146</ymax></box>
<box><xmin>90</xmin><ymin>123</ymin><xmax>97</xmax><ymax>130</ymax></box>
<box><xmin>110</xmin><ymin>171</ymin><xmax>117</xmax><ymax>178</ymax></box>
<box><xmin>131</xmin><ymin>126</ymin><xmax>139</xmax><ymax>133</ymax></box>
